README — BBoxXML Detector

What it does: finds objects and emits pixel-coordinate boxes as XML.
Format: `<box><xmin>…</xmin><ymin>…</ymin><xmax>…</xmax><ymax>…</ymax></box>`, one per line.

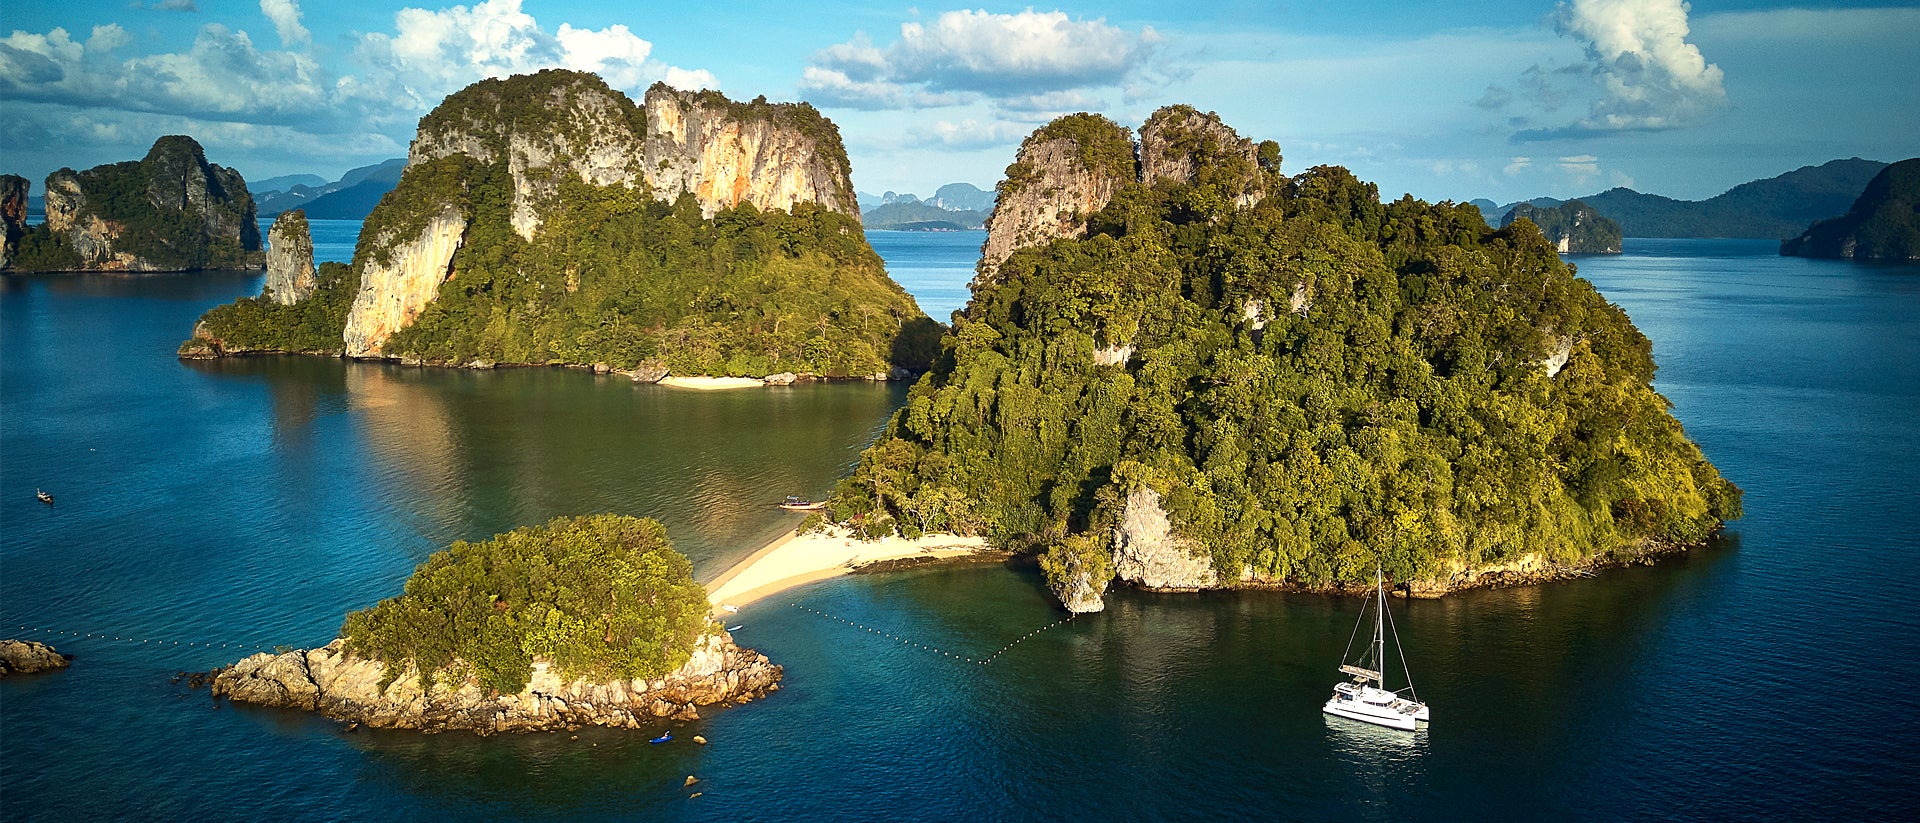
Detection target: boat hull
<box><xmin>1322</xmin><ymin>700</ymin><xmax>1418</xmax><ymax>731</ymax></box>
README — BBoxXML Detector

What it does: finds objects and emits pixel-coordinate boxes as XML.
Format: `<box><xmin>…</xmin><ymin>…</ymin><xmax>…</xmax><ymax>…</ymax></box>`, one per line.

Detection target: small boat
<box><xmin>1322</xmin><ymin>567</ymin><xmax>1431</xmax><ymax>732</ymax></box>
<box><xmin>778</xmin><ymin>495</ymin><xmax>827</xmax><ymax>512</ymax></box>
<box><xmin>720</xmin><ymin>605</ymin><xmax>740</xmax><ymax>614</ymax></box>
<box><xmin>36</xmin><ymin>489</ymin><xmax>53</xmax><ymax>505</ymax></box>
<box><xmin>650</xmin><ymin>731</ymin><xmax>673</xmax><ymax>744</ymax></box>
<box><xmin>726</xmin><ymin>625</ymin><xmax>744</xmax><ymax>632</ymax></box>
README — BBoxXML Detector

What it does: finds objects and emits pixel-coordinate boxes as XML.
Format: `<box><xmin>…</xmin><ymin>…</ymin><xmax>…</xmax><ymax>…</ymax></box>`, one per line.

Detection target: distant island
<box><xmin>255</xmin><ymin>159</ymin><xmax>406</xmax><ymax>221</ymax></box>
<box><xmin>210</xmin><ymin>515</ymin><xmax>781</xmax><ymax>733</ymax></box>
<box><xmin>183</xmin><ymin>69</ymin><xmax>939</xmax><ymax>382</ymax></box>
<box><xmin>813</xmin><ymin>105</ymin><xmax>1740</xmax><ymax>613</ymax></box>
<box><xmin>1479</xmin><ymin>158</ymin><xmax>1888</xmax><ymax>239</ymax></box>
<box><xmin>1781</xmin><ymin>158</ymin><xmax>1920</xmax><ymax>260</ymax></box>
<box><xmin>860</xmin><ymin>183</ymin><xmax>995</xmax><ymax>230</ymax></box>
<box><xmin>1502</xmin><ymin>200</ymin><xmax>1622</xmax><ymax>254</ymax></box>
<box><xmin>1</xmin><ymin>136</ymin><xmax>262</xmax><ymax>273</ymax></box>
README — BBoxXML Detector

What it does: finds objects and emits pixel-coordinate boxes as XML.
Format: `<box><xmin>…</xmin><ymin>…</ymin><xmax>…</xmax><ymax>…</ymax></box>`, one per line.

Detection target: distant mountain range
<box><xmin>858</xmin><ymin>182</ymin><xmax>995</xmax><ymax>230</ymax></box>
<box><xmin>1475</xmin><ymin>158</ymin><xmax>1889</xmax><ymax>239</ymax></box>
<box><xmin>256</xmin><ymin>158</ymin><xmax>406</xmax><ymax>219</ymax></box>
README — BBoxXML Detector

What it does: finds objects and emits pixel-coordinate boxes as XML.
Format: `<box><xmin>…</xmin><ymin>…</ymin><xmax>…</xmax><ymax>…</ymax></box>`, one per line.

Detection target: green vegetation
<box><xmin>341</xmin><ymin>515</ymin><xmax>711</xmax><ymax>694</ymax></box>
<box><xmin>11</xmin><ymin>135</ymin><xmax>260</xmax><ymax>271</ymax></box>
<box><xmin>1503</xmin><ymin>200</ymin><xmax>1622</xmax><ymax>254</ymax></box>
<box><xmin>1497</xmin><ymin>158</ymin><xmax>1888</xmax><ymax>239</ymax></box>
<box><xmin>822</xmin><ymin>130</ymin><xmax>1741</xmax><ymax>592</ymax></box>
<box><xmin>1000</xmin><ymin>114</ymin><xmax>1136</xmax><ymax>200</ymax></box>
<box><xmin>186</xmin><ymin>261</ymin><xmax>356</xmax><ymax>354</ymax></box>
<box><xmin>1781</xmin><ymin>158</ymin><xmax>1920</xmax><ymax>260</ymax></box>
<box><xmin>382</xmin><ymin>167</ymin><xmax>933</xmax><ymax>375</ymax></box>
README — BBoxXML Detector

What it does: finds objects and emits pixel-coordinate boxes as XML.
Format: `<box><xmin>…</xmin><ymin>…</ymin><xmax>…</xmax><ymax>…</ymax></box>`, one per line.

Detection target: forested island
<box><xmin>1501</xmin><ymin>200</ymin><xmax>1622</xmax><ymax>254</ymax></box>
<box><xmin>1781</xmin><ymin>158</ymin><xmax>1920</xmax><ymax>260</ymax></box>
<box><xmin>1</xmin><ymin>136</ymin><xmax>261</xmax><ymax>273</ymax></box>
<box><xmin>210</xmin><ymin>515</ymin><xmax>780</xmax><ymax>733</ymax></box>
<box><xmin>1481</xmin><ymin>158</ymin><xmax>1888</xmax><ymax>239</ymax></box>
<box><xmin>814</xmin><ymin>106</ymin><xmax>1741</xmax><ymax>612</ymax></box>
<box><xmin>182</xmin><ymin>70</ymin><xmax>938</xmax><ymax>380</ymax></box>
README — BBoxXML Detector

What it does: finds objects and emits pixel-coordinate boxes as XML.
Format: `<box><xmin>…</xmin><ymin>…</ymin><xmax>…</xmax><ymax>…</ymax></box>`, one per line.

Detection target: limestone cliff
<box><xmin>342</xmin><ymin>209</ymin><xmax>466</xmax><ymax>357</ymax></box>
<box><xmin>979</xmin><ymin>114</ymin><xmax>1135</xmax><ymax>280</ymax></box>
<box><xmin>263</xmin><ymin>211</ymin><xmax>316</xmax><ymax>305</ymax></box>
<box><xmin>14</xmin><ymin>136</ymin><xmax>261</xmax><ymax>272</ymax></box>
<box><xmin>1111</xmin><ymin>487</ymin><xmax>1219</xmax><ymax>593</ymax></box>
<box><xmin>978</xmin><ymin>106</ymin><xmax>1279</xmax><ymax>282</ymax></box>
<box><xmin>642</xmin><ymin>84</ymin><xmax>858</xmax><ymax>219</ymax></box>
<box><xmin>0</xmin><ymin>175</ymin><xmax>25</xmax><ymax>270</ymax></box>
<box><xmin>210</xmin><ymin>631</ymin><xmax>780</xmax><ymax>733</ymax></box>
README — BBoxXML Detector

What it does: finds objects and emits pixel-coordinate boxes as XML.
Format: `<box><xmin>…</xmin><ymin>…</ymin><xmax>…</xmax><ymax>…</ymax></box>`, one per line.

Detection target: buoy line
<box><xmin>789</xmin><ymin>604</ymin><xmax>1078</xmax><ymax>667</ymax></box>
<box><xmin>11</xmin><ymin>626</ymin><xmax>277</xmax><ymax>653</ymax></box>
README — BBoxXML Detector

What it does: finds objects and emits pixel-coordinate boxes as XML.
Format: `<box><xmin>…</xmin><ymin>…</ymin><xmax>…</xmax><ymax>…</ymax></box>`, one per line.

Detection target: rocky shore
<box><xmin>0</xmin><ymin>639</ymin><xmax>72</xmax><ymax>675</ymax></box>
<box><xmin>209</xmin><ymin>630</ymin><xmax>779</xmax><ymax>734</ymax></box>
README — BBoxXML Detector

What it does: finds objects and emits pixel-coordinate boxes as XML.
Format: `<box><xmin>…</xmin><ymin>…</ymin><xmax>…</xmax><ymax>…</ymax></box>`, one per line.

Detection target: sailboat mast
<box><xmin>1374</xmin><ymin>567</ymin><xmax>1386</xmax><ymax>690</ymax></box>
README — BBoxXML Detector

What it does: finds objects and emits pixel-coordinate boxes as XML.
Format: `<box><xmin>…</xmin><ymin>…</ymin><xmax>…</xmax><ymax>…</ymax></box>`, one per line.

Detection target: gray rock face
<box><xmin>0</xmin><ymin>174</ymin><xmax>25</xmax><ymax>269</ymax></box>
<box><xmin>978</xmin><ymin>117</ymin><xmax>1134</xmax><ymax>282</ymax></box>
<box><xmin>33</xmin><ymin>136</ymin><xmax>261</xmax><ymax>272</ymax></box>
<box><xmin>1112</xmin><ymin>487</ymin><xmax>1218</xmax><ymax>590</ymax></box>
<box><xmin>0</xmin><ymin>639</ymin><xmax>71</xmax><ymax>676</ymax></box>
<box><xmin>263</xmin><ymin>211</ymin><xmax>316</xmax><ymax>305</ymax></box>
<box><xmin>211</xmin><ymin>630</ymin><xmax>781</xmax><ymax>734</ymax></box>
<box><xmin>1055</xmin><ymin>556</ymin><xmax>1109</xmax><ymax>614</ymax></box>
<box><xmin>1138</xmin><ymin>105</ymin><xmax>1268</xmax><ymax>208</ymax></box>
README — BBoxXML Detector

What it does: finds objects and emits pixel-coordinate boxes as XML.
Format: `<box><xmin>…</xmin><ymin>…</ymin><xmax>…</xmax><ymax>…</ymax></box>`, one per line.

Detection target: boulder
<box><xmin>0</xmin><ymin>639</ymin><xmax>72</xmax><ymax>676</ymax></box>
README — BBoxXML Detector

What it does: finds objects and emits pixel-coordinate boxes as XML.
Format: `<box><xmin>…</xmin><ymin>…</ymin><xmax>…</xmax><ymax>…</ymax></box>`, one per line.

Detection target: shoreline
<box><xmin>658</xmin><ymin>376</ymin><xmax>768</xmax><ymax>390</ymax></box>
<box><xmin>705</xmin><ymin>528</ymin><xmax>990</xmax><ymax>613</ymax></box>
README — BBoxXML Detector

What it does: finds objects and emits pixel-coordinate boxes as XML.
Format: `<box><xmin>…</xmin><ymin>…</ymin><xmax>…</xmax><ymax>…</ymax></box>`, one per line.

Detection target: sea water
<box><xmin>2</xmin><ymin>232</ymin><xmax>1916</xmax><ymax>819</ymax></box>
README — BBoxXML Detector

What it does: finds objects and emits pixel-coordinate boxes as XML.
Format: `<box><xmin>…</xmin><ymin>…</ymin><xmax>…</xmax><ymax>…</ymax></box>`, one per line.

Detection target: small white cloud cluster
<box><xmin>1508</xmin><ymin>0</ymin><xmax>1726</xmax><ymax>140</ymax></box>
<box><xmin>0</xmin><ymin>0</ymin><xmax>716</xmax><ymax>173</ymax></box>
<box><xmin>801</xmin><ymin>9</ymin><xmax>1159</xmax><ymax>114</ymax></box>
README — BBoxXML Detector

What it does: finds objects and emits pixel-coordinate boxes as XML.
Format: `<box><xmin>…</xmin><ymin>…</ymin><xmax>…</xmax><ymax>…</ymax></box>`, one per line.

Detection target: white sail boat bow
<box><xmin>1323</xmin><ymin>568</ymin><xmax>1431</xmax><ymax>731</ymax></box>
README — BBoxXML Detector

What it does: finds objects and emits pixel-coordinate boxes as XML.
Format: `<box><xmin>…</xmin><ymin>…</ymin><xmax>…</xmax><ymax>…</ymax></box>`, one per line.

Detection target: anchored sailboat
<box><xmin>1322</xmin><ymin>568</ymin><xmax>1430</xmax><ymax>731</ymax></box>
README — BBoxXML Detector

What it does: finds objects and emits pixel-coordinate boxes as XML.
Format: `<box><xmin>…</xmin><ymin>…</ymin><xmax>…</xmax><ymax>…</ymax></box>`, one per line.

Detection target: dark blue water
<box><xmin>3</xmin><ymin>237</ymin><xmax>1917</xmax><ymax>819</ymax></box>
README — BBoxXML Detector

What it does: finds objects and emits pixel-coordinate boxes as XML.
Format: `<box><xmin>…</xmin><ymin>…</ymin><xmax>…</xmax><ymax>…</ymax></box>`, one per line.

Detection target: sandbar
<box><xmin>659</xmin><ymin>376</ymin><xmax>767</xmax><ymax>390</ymax></box>
<box><xmin>706</xmin><ymin>528</ymin><xmax>989</xmax><ymax>612</ymax></box>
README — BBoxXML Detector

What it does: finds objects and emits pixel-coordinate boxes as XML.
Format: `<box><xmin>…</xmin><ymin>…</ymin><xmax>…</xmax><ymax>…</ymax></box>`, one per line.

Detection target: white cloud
<box><xmin>912</xmin><ymin>119</ymin><xmax>1039</xmax><ymax>151</ymax></box>
<box><xmin>801</xmin><ymin>10</ymin><xmax>1160</xmax><ymax>111</ymax></box>
<box><xmin>1515</xmin><ymin>0</ymin><xmax>1726</xmax><ymax>140</ymax></box>
<box><xmin>259</xmin><ymin>0</ymin><xmax>310</xmax><ymax>48</ymax></box>
<box><xmin>146</xmin><ymin>0</ymin><xmax>200</xmax><ymax>11</ymax></box>
<box><xmin>1505</xmin><ymin>156</ymin><xmax>1534</xmax><ymax>176</ymax></box>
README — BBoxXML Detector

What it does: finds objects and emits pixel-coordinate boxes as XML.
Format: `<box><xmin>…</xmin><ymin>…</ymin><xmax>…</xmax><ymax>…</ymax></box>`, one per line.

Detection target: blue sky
<box><xmin>3</xmin><ymin>1</ymin><xmax>1916</xmax><ymax>204</ymax></box>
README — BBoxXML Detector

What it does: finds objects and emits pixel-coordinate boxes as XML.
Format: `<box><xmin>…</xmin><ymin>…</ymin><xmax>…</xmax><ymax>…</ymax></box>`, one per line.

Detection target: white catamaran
<box><xmin>1323</xmin><ymin>568</ymin><xmax>1431</xmax><ymax>731</ymax></box>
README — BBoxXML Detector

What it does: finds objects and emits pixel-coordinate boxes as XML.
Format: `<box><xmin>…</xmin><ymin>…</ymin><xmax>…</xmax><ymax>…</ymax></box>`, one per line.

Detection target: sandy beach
<box><xmin>658</xmin><ymin>376</ymin><xmax>767</xmax><ymax>390</ymax></box>
<box><xmin>706</xmin><ymin>528</ymin><xmax>989</xmax><ymax>612</ymax></box>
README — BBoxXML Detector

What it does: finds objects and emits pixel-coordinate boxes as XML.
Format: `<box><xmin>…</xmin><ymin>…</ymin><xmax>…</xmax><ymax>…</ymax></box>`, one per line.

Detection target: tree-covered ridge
<box><xmin>341</xmin><ymin>515</ymin><xmax>711</xmax><ymax>695</ymax></box>
<box><xmin>1781</xmin><ymin>158</ymin><xmax>1920</xmax><ymax>260</ymax></box>
<box><xmin>1000</xmin><ymin>113</ymin><xmax>1138</xmax><ymax>200</ymax></box>
<box><xmin>1502</xmin><ymin>200</ymin><xmax>1622</xmax><ymax>254</ymax></box>
<box><xmin>186</xmin><ymin>261</ymin><xmax>356</xmax><ymax>355</ymax></box>
<box><xmin>379</xmin><ymin>169</ymin><xmax>936</xmax><ymax>376</ymax></box>
<box><xmin>822</xmin><ymin>118</ymin><xmax>1739</xmax><ymax>603</ymax></box>
<box><xmin>8</xmin><ymin>135</ymin><xmax>261</xmax><ymax>272</ymax></box>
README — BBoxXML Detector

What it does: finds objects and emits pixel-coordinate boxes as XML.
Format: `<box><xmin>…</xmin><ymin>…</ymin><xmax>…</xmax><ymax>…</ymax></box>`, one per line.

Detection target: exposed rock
<box><xmin>211</xmin><ymin>630</ymin><xmax>781</xmax><ymax>734</ymax></box>
<box><xmin>0</xmin><ymin>175</ymin><xmax>25</xmax><ymax>269</ymax></box>
<box><xmin>978</xmin><ymin>114</ymin><xmax>1135</xmax><ymax>281</ymax></box>
<box><xmin>26</xmin><ymin>136</ymin><xmax>262</xmax><ymax>272</ymax></box>
<box><xmin>1137</xmin><ymin>105</ymin><xmax>1268</xmax><ymax>208</ymax></box>
<box><xmin>642</xmin><ymin>84</ymin><xmax>858</xmax><ymax>219</ymax></box>
<box><xmin>1093</xmin><ymin>343</ymin><xmax>1134</xmax><ymax>366</ymax></box>
<box><xmin>629</xmin><ymin>360</ymin><xmax>670</xmax><ymax>383</ymax></box>
<box><xmin>342</xmin><ymin>209</ymin><xmax>467</xmax><ymax>358</ymax></box>
<box><xmin>1111</xmin><ymin>487</ymin><xmax>1218</xmax><ymax>591</ymax></box>
<box><xmin>1541</xmin><ymin>336</ymin><xmax>1574</xmax><ymax>378</ymax></box>
<box><xmin>0</xmin><ymin>639</ymin><xmax>71</xmax><ymax>676</ymax></box>
<box><xmin>263</xmin><ymin>211</ymin><xmax>316</xmax><ymax>305</ymax></box>
<box><xmin>1054</xmin><ymin>552</ymin><xmax>1109</xmax><ymax>614</ymax></box>
<box><xmin>1288</xmin><ymin>282</ymin><xmax>1313</xmax><ymax>316</ymax></box>
<box><xmin>763</xmin><ymin>372</ymin><xmax>798</xmax><ymax>385</ymax></box>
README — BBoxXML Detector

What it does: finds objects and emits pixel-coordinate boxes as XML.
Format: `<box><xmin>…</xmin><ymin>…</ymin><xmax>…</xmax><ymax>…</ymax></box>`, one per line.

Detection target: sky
<box><xmin>3</xmin><ymin>1</ymin><xmax>1917</xmax><ymax>205</ymax></box>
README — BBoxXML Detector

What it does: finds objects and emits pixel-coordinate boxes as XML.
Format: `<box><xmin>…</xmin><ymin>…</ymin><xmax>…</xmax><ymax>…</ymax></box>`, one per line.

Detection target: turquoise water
<box><xmin>3</xmin><ymin>236</ymin><xmax>1917</xmax><ymax>819</ymax></box>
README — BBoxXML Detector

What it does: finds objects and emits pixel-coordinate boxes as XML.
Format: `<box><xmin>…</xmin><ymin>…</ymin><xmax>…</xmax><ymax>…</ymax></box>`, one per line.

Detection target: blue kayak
<box><xmin>650</xmin><ymin>731</ymin><xmax>673</xmax><ymax>744</ymax></box>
